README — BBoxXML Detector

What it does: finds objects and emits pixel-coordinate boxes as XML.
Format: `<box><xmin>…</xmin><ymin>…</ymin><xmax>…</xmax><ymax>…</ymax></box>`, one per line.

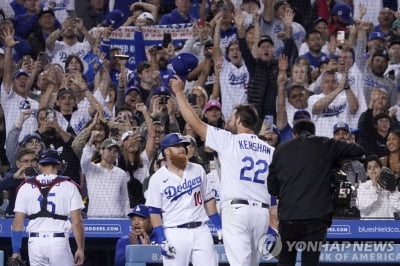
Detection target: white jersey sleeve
<box><xmin>200</xmin><ymin>169</ymin><xmax>214</xmax><ymax>203</ymax></box>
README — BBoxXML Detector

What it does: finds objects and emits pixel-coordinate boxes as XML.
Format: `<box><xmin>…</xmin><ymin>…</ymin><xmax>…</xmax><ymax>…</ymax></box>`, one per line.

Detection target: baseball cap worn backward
<box><xmin>12</xmin><ymin>69</ymin><xmax>30</xmax><ymax>79</ymax></box>
<box><xmin>333</xmin><ymin>122</ymin><xmax>350</xmax><ymax>134</ymax></box>
<box><xmin>160</xmin><ymin>133</ymin><xmax>190</xmax><ymax>152</ymax></box>
<box><xmin>101</xmin><ymin>138</ymin><xmax>120</xmax><ymax>150</ymax></box>
<box><xmin>38</xmin><ymin>149</ymin><xmax>61</xmax><ymax>165</ymax></box>
<box><xmin>331</xmin><ymin>2</ymin><xmax>353</xmax><ymax>25</ymax></box>
<box><xmin>171</xmin><ymin>53</ymin><xmax>199</xmax><ymax>80</ymax></box>
<box><xmin>128</xmin><ymin>204</ymin><xmax>150</xmax><ymax>219</ymax></box>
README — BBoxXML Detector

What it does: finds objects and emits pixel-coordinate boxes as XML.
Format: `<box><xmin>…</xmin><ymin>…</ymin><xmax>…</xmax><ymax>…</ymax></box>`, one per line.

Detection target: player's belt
<box><xmin>231</xmin><ymin>199</ymin><xmax>269</xmax><ymax>208</ymax></box>
<box><xmin>29</xmin><ymin>232</ymin><xmax>65</xmax><ymax>238</ymax></box>
<box><xmin>176</xmin><ymin>222</ymin><xmax>203</xmax><ymax>229</ymax></box>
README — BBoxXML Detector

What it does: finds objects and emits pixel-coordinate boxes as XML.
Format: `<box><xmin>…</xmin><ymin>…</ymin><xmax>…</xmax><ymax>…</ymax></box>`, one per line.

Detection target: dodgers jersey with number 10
<box><xmin>146</xmin><ymin>162</ymin><xmax>214</xmax><ymax>227</ymax></box>
<box><xmin>205</xmin><ymin>125</ymin><xmax>275</xmax><ymax>204</ymax></box>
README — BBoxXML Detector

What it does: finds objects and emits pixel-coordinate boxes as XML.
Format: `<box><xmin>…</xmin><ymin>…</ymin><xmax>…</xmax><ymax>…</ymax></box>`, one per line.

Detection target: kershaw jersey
<box><xmin>146</xmin><ymin>162</ymin><xmax>213</xmax><ymax>227</ymax></box>
<box><xmin>205</xmin><ymin>125</ymin><xmax>274</xmax><ymax>204</ymax></box>
<box><xmin>14</xmin><ymin>174</ymin><xmax>84</xmax><ymax>233</ymax></box>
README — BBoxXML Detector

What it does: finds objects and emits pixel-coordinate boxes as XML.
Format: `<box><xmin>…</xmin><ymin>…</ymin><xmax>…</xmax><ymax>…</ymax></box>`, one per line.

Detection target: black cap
<box><xmin>38</xmin><ymin>8</ymin><xmax>55</xmax><ymax>19</ymax></box>
<box><xmin>372</xmin><ymin>49</ymin><xmax>389</xmax><ymax>61</ymax></box>
<box><xmin>273</xmin><ymin>0</ymin><xmax>289</xmax><ymax>11</ymax></box>
<box><xmin>388</xmin><ymin>39</ymin><xmax>400</xmax><ymax>49</ymax></box>
<box><xmin>242</xmin><ymin>0</ymin><xmax>260</xmax><ymax>8</ymax></box>
<box><xmin>38</xmin><ymin>149</ymin><xmax>61</xmax><ymax>165</ymax></box>
<box><xmin>258</xmin><ymin>35</ymin><xmax>274</xmax><ymax>47</ymax></box>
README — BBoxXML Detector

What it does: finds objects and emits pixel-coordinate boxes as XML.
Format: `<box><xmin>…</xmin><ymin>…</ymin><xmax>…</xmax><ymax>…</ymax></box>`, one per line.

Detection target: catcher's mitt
<box><xmin>6</xmin><ymin>257</ymin><xmax>26</xmax><ymax>266</ymax></box>
<box><xmin>377</xmin><ymin>167</ymin><xmax>398</xmax><ymax>192</ymax></box>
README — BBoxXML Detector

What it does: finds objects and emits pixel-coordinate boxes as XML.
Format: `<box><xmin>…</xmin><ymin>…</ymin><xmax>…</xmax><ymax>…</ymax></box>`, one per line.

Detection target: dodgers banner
<box><xmin>109</xmin><ymin>24</ymin><xmax>193</xmax><ymax>70</ymax></box>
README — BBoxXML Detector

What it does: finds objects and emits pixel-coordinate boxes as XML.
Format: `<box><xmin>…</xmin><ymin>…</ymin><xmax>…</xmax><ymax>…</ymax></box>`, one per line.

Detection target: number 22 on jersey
<box><xmin>240</xmin><ymin>156</ymin><xmax>268</xmax><ymax>184</ymax></box>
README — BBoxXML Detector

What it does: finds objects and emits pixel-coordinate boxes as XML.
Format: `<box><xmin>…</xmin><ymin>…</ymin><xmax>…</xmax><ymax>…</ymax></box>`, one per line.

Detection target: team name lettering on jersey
<box><xmin>238</xmin><ymin>140</ymin><xmax>272</xmax><ymax>154</ymax></box>
<box><xmin>321</xmin><ymin>103</ymin><xmax>346</xmax><ymax>117</ymax></box>
<box><xmin>228</xmin><ymin>72</ymin><xmax>248</xmax><ymax>85</ymax></box>
<box><xmin>164</xmin><ymin>176</ymin><xmax>202</xmax><ymax>201</ymax></box>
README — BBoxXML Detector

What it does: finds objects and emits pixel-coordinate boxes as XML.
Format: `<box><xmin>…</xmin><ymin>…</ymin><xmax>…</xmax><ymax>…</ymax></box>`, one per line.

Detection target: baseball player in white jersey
<box><xmin>11</xmin><ymin>149</ymin><xmax>85</xmax><ymax>266</ymax></box>
<box><xmin>171</xmin><ymin>76</ymin><xmax>275</xmax><ymax>266</ymax></box>
<box><xmin>146</xmin><ymin>133</ymin><xmax>221</xmax><ymax>266</ymax></box>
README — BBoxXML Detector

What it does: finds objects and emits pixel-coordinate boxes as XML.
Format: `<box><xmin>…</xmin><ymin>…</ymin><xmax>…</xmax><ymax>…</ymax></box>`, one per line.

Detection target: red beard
<box><xmin>169</xmin><ymin>153</ymin><xmax>188</xmax><ymax>169</ymax></box>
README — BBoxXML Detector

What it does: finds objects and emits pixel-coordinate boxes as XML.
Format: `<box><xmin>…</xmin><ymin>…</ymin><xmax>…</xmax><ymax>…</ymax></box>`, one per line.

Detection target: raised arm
<box><xmin>340</xmin><ymin>70</ymin><xmax>359</xmax><ymax>115</ymax></box>
<box><xmin>75</xmin><ymin>18</ymin><xmax>97</xmax><ymax>49</ymax></box>
<box><xmin>210</xmin><ymin>57</ymin><xmax>223</xmax><ymax>100</ymax></box>
<box><xmin>1</xmin><ymin>27</ymin><xmax>19</xmax><ymax>94</ymax></box>
<box><xmin>276</xmin><ymin>55</ymin><xmax>289</xmax><ymax>130</ymax></box>
<box><xmin>137</xmin><ymin>103</ymin><xmax>157</xmax><ymax>159</ymax></box>
<box><xmin>170</xmin><ymin>76</ymin><xmax>208</xmax><ymax>139</ymax></box>
<box><xmin>312</xmin><ymin>87</ymin><xmax>343</xmax><ymax>115</ymax></box>
<box><xmin>213</xmin><ymin>15</ymin><xmax>223</xmax><ymax>58</ymax></box>
<box><xmin>262</xmin><ymin>0</ymin><xmax>275</xmax><ymax>22</ymax></box>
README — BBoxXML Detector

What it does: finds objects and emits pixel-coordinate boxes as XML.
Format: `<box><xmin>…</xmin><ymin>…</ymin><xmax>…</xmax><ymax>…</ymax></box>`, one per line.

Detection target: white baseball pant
<box><xmin>164</xmin><ymin>224</ymin><xmax>217</xmax><ymax>266</ymax></box>
<box><xmin>221</xmin><ymin>200</ymin><xmax>270</xmax><ymax>266</ymax></box>
<box><xmin>28</xmin><ymin>232</ymin><xmax>74</xmax><ymax>266</ymax></box>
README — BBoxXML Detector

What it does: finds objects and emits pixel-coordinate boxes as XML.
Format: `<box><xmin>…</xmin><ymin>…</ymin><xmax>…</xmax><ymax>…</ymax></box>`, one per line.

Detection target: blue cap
<box><xmin>368</xmin><ymin>31</ymin><xmax>385</xmax><ymax>41</ymax></box>
<box><xmin>103</xmin><ymin>9</ymin><xmax>125</xmax><ymax>30</ymax></box>
<box><xmin>128</xmin><ymin>204</ymin><xmax>150</xmax><ymax>219</ymax></box>
<box><xmin>154</xmin><ymin>86</ymin><xmax>171</xmax><ymax>95</ymax></box>
<box><xmin>125</xmin><ymin>86</ymin><xmax>142</xmax><ymax>97</ymax></box>
<box><xmin>12</xmin><ymin>69</ymin><xmax>30</xmax><ymax>80</ymax></box>
<box><xmin>20</xmin><ymin>133</ymin><xmax>42</xmax><ymax>146</ymax></box>
<box><xmin>160</xmin><ymin>133</ymin><xmax>190</xmax><ymax>152</ymax></box>
<box><xmin>293</xmin><ymin>110</ymin><xmax>311</xmax><ymax>121</ymax></box>
<box><xmin>171</xmin><ymin>53</ymin><xmax>199</xmax><ymax>81</ymax></box>
<box><xmin>313</xmin><ymin>17</ymin><xmax>328</xmax><ymax>27</ymax></box>
<box><xmin>38</xmin><ymin>149</ymin><xmax>61</xmax><ymax>165</ymax></box>
<box><xmin>331</xmin><ymin>2</ymin><xmax>353</xmax><ymax>25</ymax></box>
<box><xmin>333</xmin><ymin>122</ymin><xmax>350</xmax><ymax>134</ymax></box>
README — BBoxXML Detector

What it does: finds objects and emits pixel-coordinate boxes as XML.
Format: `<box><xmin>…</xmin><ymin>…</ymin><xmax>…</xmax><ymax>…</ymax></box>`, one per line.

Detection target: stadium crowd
<box><xmin>1</xmin><ymin>0</ymin><xmax>400</xmax><ymax>226</ymax></box>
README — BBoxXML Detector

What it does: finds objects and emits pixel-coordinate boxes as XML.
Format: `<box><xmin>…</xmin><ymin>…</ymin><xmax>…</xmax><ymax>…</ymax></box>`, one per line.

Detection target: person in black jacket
<box><xmin>234</xmin><ymin>10</ymin><xmax>297</xmax><ymax>125</ymax></box>
<box><xmin>267</xmin><ymin>119</ymin><xmax>365</xmax><ymax>266</ymax></box>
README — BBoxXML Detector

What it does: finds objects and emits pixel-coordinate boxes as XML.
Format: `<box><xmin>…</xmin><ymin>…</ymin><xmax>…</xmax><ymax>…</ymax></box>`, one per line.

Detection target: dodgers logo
<box><xmin>164</xmin><ymin>176</ymin><xmax>202</xmax><ymax>201</ymax></box>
